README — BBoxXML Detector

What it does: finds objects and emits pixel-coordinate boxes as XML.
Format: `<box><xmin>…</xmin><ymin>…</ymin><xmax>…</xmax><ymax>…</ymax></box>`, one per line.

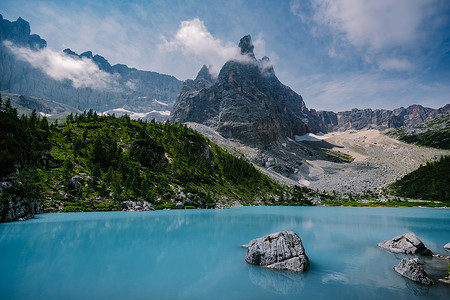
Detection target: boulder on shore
<box><xmin>244</xmin><ymin>231</ymin><xmax>309</xmax><ymax>272</ymax></box>
<box><xmin>394</xmin><ymin>258</ymin><xmax>434</xmax><ymax>285</ymax></box>
<box><xmin>378</xmin><ymin>232</ymin><xmax>432</xmax><ymax>255</ymax></box>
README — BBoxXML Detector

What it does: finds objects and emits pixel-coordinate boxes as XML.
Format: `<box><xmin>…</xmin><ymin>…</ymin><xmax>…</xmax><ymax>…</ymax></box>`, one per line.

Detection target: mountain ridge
<box><xmin>170</xmin><ymin>35</ymin><xmax>322</xmax><ymax>147</ymax></box>
<box><xmin>0</xmin><ymin>15</ymin><xmax>182</xmax><ymax>120</ymax></box>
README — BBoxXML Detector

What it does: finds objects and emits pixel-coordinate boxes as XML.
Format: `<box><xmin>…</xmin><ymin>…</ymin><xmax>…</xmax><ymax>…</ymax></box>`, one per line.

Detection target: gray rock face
<box><xmin>244</xmin><ymin>231</ymin><xmax>309</xmax><ymax>272</ymax></box>
<box><xmin>394</xmin><ymin>258</ymin><xmax>434</xmax><ymax>285</ymax></box>
<box><xmin>170</xmin><ymin>35</ymin><xmax>322</xmax><ymax>147</ymax></box>
<box><xmin>0</xmin><ymin>15</ymin><xmax>182</xmax><ymax>120</ymax></box>
<box><xmin>316</xmin><ymin>104</ymin><xmax>450</xmax><ymax>132</ymax></box>
<box><xmin>0</xmin><ymin>195</ymin><xmax>42</xmax><ymax>222</ymax></box>
<box><xmin>120</xmin><ymin>200</ymin><xmax>155</xmax><ymax>211</ymax></box>
<box><xmin>378</xmin><ymin>233</ymin><xmax>433</xmax><ymax>255</ymax></box>
<box><xmin>239</xmin><ymin>35</ymin><xmax>256</xmax><ymax>59</ymax></box>
<box><xmin>66</xmin><ymin>175</ymin><xmax>84</xmax><ymax>190</ymax></box>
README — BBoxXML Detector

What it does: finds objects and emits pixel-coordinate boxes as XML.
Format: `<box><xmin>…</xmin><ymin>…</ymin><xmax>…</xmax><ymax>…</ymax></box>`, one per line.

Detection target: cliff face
<box><xmin>170</xmin><ymin>35</ymin><xmax>322</xmax><ymax>147</ymax></box>
<box><xmin>0</xmin><ymin>15</ymin><xmax>182</xmax><ymax>120</ymax></box>
<box><xmin>316</xmin><ymin>104</ymin><xmax>450</xmax><ymax>132</ymax></box>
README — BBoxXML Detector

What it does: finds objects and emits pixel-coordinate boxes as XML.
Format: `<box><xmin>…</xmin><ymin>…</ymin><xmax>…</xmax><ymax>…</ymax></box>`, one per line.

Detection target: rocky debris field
<box><xmin>188</xmin><ymin>123</ymin><xmax>450</xmax><ymax>194</ymax></box>
<box><xmin>303</xmin><ymin>130</ymin><xmax>450</xmax><ymax>193</ymax></box>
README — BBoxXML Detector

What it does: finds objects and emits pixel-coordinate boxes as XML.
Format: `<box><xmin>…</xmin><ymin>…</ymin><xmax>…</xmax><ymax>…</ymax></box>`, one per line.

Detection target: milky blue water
<box><xmin>1</xmin><ymin>207</ymin><xmax>449</xmax><ymax>299</ymax></box>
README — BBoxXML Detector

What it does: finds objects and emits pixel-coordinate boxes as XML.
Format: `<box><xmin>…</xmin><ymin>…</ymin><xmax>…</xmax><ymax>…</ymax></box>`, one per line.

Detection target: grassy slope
<box><xmin>1</xmin><ymin>111</ymin><xmax>317</xmax><ymax>212</ymax></box>
<box><xmin>389</xmin><ymin>156</ymin><xmax>449</xmax><ymax>202</ymax></box>
<box><xmin>387</xmin><ymin>115</ymin><xmax>450</xmax><ymax>150</ymax></box>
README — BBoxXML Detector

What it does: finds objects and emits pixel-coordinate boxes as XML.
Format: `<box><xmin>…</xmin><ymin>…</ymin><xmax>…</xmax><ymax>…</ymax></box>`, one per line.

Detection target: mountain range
<box><xmin>170</xmin><ymin>35</ymin><xmax>449</xmax><ymax>144</ymax></box>
<box><xmin>0</xmin><ymin>14</ymin><xmax>182</xmax><ymax>121</ymax></box>
<box><xmin>1</xmin><ymin>15</ymin><xmax>448</xmax><ymax>130</ymax></box>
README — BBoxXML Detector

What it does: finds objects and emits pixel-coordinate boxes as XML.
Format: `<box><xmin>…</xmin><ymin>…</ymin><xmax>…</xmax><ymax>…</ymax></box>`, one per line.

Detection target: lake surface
<box><xmin>1</xmin><ymin>207</ymin><xmax>449</xmax><ymax>299</ymax></box>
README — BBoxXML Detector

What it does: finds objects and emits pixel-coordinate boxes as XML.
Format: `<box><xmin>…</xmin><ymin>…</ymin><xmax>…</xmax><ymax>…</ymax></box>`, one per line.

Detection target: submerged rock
<box><xmin>244</xmin><ymin>231</ymin><xmax>309</xmax><ymax>272</ymax></box>
<box><xmin>394</xmin><ymin>258</ymin><xmax>434</xmax><ymax>285</ymax></box>
<box><xmin>378</xmin><ymin>233</ymin><xmax>433</xmax><ymax>255</ymax></box>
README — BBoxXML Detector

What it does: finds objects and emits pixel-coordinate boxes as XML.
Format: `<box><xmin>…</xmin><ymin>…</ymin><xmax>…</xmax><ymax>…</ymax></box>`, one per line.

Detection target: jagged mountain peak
<box><xmin>0</xmin><ymin>15</ymin><xmax>46</xmax><ymax>49</ymax></box>
<box><xmin>0</xmin><ymin>15</ymin><xmax>182</xmax><ymax>117</ymax></box>
<box><xmin>239</xmin><ymin>34</ymin><xmax>255</xmax><ymax>60</ymax></box>
<box><xmin>170</xmin><ymin>35</ymin><xmax>322</xmax><ymax>146</ymax></box>
<box><xmin>63</xmin><ymin>48</ymin><xmax>78</xmax><ymax>56</ymax></box>
<box><xmin>195</xmin><ymin>65</ymin><xmax>214</xmax><ymax>82</ymax></box>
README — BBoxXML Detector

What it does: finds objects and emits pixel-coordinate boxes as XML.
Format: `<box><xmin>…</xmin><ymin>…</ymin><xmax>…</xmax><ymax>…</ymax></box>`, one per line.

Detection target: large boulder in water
<box><xmin>378</xmin><ymin>232</ymin><xmax>432</xmax><ymax>255</ymax></box>
<box><xmin>243</xmin><ymin>231</ymin><xmax>309</xmax><ymax>272</ymax></box>
<box><xmin>394</xmin><ymin>258</ymin><xmax>434</xmax><ymax>285</ymax></box>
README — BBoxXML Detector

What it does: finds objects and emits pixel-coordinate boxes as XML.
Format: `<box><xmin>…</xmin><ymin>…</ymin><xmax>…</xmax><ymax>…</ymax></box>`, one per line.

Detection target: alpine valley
<box><xmin>0</xmin><ymin>15</ymin><xmax>449</xmax><ymax>223</ymax></box>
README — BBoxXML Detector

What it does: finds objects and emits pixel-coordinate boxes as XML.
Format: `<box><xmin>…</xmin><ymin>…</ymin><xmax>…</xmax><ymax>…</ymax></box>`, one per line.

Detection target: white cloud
<box><xmin>313</xmin><ymin>0</ymin><xmax>434</xmax><ymax>50</ymax></box>
<box><xmin>291</xmin><ymin>0</ymin><xmax>439</xmax><ymax>70</ymax></box>
<box><xmin>160</xmin><ymin>18</ymin><xmax>263</xmax><ymax>76</ymax></box>
<box><xmin>378</xmin><ymin>58</ymin><xmax>415</xmax><ymax>72</ymax></box>
<box><xmin>4</xmin><ymin>41</ymin><xmax>118</xmax><ymax>89</ymax></box>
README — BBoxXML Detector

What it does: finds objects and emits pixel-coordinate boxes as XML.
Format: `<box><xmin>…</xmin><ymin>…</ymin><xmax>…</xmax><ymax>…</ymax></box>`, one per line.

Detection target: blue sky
<box><xmin>2</xmin><ymin>0</ymin><xmax>450</xmax><ymax>111</ymax></box>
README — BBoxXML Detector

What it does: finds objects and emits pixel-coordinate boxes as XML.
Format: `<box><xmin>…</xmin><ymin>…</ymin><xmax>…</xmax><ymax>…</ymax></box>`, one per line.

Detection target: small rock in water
<box><xmin>378</xmin><ymin>232</ymin><xmax>433</xmax><ymax>255</ymax></box>
<box><xmin>394</xmin><ymin>258</ymin><xmax>434</xmax><ymax>285</ymax></box>
<box><xmin>244</xmin><ymin>231</ymin><xmax>309</xmax><ymax>272</ymax></box>
<box><xmin>444</xmin><ymin>243</ymin><xmax>450</xmax><ymax>250</ymax></box>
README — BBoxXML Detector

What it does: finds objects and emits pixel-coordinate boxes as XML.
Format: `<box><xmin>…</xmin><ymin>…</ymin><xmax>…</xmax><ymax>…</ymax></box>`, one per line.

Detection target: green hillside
<box><xmin>1</xmin><ymin>95</ymin><xmax>316</xmax><ymax>216</ymax></box>
<box><xmin>388</xmin><ymin>115</ymin><xmax>450</xmax><ymax>150</ymax></box>
<box><xmin>389</xmin><ymin>155</ymin><xmax>450</xmax><ymax>202</ymax></box>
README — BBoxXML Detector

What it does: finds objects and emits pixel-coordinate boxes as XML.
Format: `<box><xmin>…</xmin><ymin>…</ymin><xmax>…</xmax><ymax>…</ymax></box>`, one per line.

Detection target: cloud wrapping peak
<box><xmin>161</xmin><ymin>18</ymin><xmax>262</xmax><ymax>76</ymax></box>
<box><xmin>4</xmin><ymin>40</ymin><xmax>117</xmax><ymax>89</ymax></box>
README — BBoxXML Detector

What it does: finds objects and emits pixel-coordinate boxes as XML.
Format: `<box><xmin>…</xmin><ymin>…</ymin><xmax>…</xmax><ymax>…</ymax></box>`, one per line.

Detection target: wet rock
<box><xmin>378</xmin><ymin>233</ymin><xmax>433</xmax><ymax>255</ymax></box>
<box><xmin>142</xmin><ymin>201</ymin><xmax>155</xmax><ymax>211</ymax></box>
<box><xmin>444</xmin><ymin>243</ymin><xmax>450</xmax><ymax>250</ymax></box>
<box><xmin>244</xmin><ymin>231</ymin><xmax>309</xmax><ymax>272</ymax></box>
<box><xmin>394</xmin><ymin>258</ymin><xmax>434</xmax><ymax>285</ymax></box>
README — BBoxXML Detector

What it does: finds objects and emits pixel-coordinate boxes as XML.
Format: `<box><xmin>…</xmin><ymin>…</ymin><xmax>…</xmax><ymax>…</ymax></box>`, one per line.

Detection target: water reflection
<box><xmin>1</xmin><ymin>207</ymin><xmax>449</xmax><ymax>300</ymax></box>
<box><xmin>248</xmin><ymin>266</ymin><xmax>305</xmax><ymax>295</ymax></box>
<box><xmin>404</xmin><ymin>278</ymin><xmax>430</xmax><ymax>296</ymax></box>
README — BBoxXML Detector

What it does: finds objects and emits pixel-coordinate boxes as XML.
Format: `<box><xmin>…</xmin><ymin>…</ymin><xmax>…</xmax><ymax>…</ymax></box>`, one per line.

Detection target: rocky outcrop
<box><xmin>66</xmin><ymin>175</ymin><xmax>84</xmax><ymax>190</ymax></box>
<box><xmin>243</xmin><ymin>231</ymin><xmax>310</xmax><ymax>272</ymax></box>
<box><xmin>0</xmin><ymin>15</ymin><xmax>182</xmax><ymax>120</ymax></box>
<box><xmin>0</xmin><ymin>195</ymin><xmax>42</xmax><ymax>222</ymax></box>
<box><xmin>394</xmin><ymin>258</ymin><xmax>434</xmax><ymax>285</ymax></box>
<box><xmin>120</xmin><ymin>200</ymin><xmax>155</xmax><ymax>211</ymax></box>
<box><xmin>378</xmin><ymin>233</ymin><xmax>433</xmax><ymax>255</ymax></box>
<box><xmin>170</xmin><ymin>35</ymin><xmax>322</xmax><ymax>147</ymax></box>
<box><xmin>316</xmin><ymin>104</ymin><xmax>450</xmax><ymax>132</ymax></box>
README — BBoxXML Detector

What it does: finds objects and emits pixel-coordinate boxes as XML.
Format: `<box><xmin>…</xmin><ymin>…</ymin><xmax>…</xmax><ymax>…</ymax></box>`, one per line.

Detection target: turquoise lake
<box><xmin>1</xmin><ymin>206</ymin><xmax>449</xmax><ymax>299</ymax></box>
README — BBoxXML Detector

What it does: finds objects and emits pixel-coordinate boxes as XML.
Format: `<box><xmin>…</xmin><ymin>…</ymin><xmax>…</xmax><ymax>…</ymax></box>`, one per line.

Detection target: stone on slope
<box><xmin>394</xmin><ymin>258</ymin><xmax>434</xmax><ymax>285</ymax></box>
<box><xmin>378</xmin><ymin>232</ymin><xmax>433</xmax><ymax>255</ymax></box>
<box><xmin>244</xmin><ymin>231</ymin><xmax>309</xmax><ymax>272</ymax></box>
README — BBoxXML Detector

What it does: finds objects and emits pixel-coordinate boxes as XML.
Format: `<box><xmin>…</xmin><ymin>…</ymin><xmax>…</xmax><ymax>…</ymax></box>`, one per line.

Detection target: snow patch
<box><xmin>101</xmin><ymin>108</ymin><xmax>171</xmax><ymax>119</ymax></box>
<box><xmin>153</xmin><ymin>99</ymin><xmax>169</xmax><ymax>106</ymax></box>
<box><xmin>295</xmin><ymin>132</ymin><xmax>328</xmax><ymax>142</ymax></box>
